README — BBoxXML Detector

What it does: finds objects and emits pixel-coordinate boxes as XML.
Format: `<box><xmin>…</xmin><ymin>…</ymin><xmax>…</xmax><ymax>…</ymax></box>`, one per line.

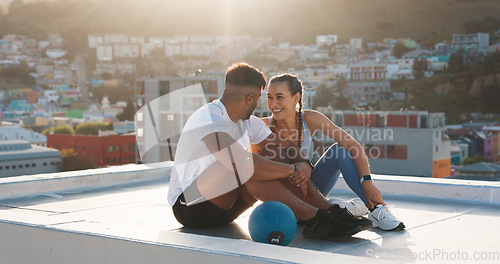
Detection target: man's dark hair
<box><xmin>225</xmin><ymin>62</ymin><xmax>266</xmax><ymax>90</ymax></box>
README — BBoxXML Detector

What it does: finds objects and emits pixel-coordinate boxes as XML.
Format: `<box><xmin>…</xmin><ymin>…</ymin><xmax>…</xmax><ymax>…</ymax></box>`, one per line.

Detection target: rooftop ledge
<box><xmin>1</xmin><ymin>163</ymin><xmax>498</xmax><ymax>206</ymax></box>
<box><xmin>1</xmin><ymin>164</ymin><xmax>499</xmax><ymax>264</ymax></box>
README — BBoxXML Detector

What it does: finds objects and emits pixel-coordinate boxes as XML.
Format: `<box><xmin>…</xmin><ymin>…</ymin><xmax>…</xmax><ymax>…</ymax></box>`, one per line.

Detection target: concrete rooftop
<box><xmin>0</xmin><ymin>163</ymin><xmax>499</xmax><ymax>264</ymax></box>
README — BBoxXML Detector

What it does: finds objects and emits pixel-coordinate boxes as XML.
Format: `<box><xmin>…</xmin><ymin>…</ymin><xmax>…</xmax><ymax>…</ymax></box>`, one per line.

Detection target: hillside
<box><xmin>0</xmin><ymin>0</ymin><xmax>499</xmax><ymax>45</ymax></box>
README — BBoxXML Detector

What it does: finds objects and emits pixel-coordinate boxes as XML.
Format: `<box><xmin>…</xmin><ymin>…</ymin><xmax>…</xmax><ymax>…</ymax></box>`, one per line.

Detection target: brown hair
<box><xmin>269</xmin><ymin>73</ymin><xmax>304</xmax><ymax>148</ymax></box>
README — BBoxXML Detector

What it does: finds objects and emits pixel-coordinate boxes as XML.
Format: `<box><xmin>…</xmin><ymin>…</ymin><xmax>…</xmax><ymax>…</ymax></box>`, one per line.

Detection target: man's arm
<box><xmin>203</xmin><ymin>132</ymin><xmax>295</xmax><ymax>182</ymax></box>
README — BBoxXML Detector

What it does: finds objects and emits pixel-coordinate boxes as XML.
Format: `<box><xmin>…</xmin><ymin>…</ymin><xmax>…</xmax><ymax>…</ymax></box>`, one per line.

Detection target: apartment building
<box><xmin>316</xmin><ymin>35</ymin><xmax>338</xmax><ymax>46</ymax></box>
<box><xmin>88</xmin><ymin>34</ymin><xmax>104</xmax><ymax>48</ymax></box>
<box><xmin>134</xmin><ymin>75</ymin><xmax>225</xmax><ymax>163</ymax></box>
<box><xmin>314</xmin><ymin>110</ymin><xmax>451</xmax><ymax>178</ymax></box>
<box><xmin>96</xmin><ymin>45</ymin><xmax>113</xmax><ymax>61</ymax></box>
<box><xmin>113</xmin><ymin>44</ymin><xmax>140</xmax><ymax>58</ymax></box>
<box><xmin>350</xmin><ymin>60</ymin><xmax>388</xmax><ymax>81</ymax></box>
<box><xmin>452</xmin><ymin>33</ymin><xmax>490</xmax><ymax>51</ymax></box>
<box><xmin>346</xmin><ymin>81</ymin><xmax>391</xmax><ymax>106</ymax></box>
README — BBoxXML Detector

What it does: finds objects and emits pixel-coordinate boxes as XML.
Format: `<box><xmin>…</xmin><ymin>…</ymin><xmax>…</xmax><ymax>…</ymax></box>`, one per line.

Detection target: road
<box><xmin>74</xmin><ymin>52</ymin><xmax>91</xmax><ymax>102</ymax></box>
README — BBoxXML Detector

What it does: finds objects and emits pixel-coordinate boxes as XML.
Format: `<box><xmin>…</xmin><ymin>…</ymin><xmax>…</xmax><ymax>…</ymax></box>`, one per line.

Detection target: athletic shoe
<box><xmin>328</xmin><ymin>204</ymin><xmax>372</xmax><ymax>231</ymax></box>
<box><xmin>303</xmin><ymin>209</ymin><xmax>362</xmax><ymax>241</ymax></box>
<box><xmin>330</xmin><ymin>198</ymin><xmax>369</xmax><ymax>217</ymax></box>
<box><xmin>368</xmin><ymin>204</ymin><xmax>405</xmax><ymax>231</ymax></box>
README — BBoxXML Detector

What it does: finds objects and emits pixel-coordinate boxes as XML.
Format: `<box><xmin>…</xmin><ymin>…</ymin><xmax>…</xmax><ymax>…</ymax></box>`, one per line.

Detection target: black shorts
<box><xmin>172</xmin><ymin>181</ymin><xmax>252</xmax><ymax>228</ymax></box>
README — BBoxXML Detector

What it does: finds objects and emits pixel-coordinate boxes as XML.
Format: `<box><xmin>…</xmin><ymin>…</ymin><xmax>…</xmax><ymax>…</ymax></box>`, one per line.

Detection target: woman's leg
<box><xmin>310</xmin><ymin>143</ymin><xmax>368</xmax><ymax>203</ymax></box>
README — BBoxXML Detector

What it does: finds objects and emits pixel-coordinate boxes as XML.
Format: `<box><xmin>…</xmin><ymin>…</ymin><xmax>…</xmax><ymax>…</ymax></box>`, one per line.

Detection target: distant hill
<box><xmin>1</xmin><ymin>0</ymin><xmax>499</xmax><ymax>45</ymax></box>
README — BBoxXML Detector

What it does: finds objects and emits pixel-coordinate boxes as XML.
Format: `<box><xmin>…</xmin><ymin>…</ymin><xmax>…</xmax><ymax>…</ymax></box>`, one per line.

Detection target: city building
<box><xmin>0</xmin><ymin>140</ymin><xmax>60</xmax><ymax>178</ymax></box>
<box><xmin>349</xmin><ymin>38</ymin><xmax>363</xmax><ymax>51</ymax></box>
<box><xmin>113</xmin><ymin>44</ymin><xmax>140</xmax><ymax>58</ymax></box>
<box><xmin>345</xmin><ymin>81</ymin><xmax>391</xmax><ymax>106</ymax></box>
<box><xmin>434</xmin><ymin>42</ymin><xmax>453</xmax><ymax>56</ymax></box>
<box><xmin>0</xmin><ymin>127</ymin><xmax>47</xmax><ymax>146</ymax></box>
<box><xmin>313</xmin><ymin>110</ymin><xmax>451</xmax><ymax>177</ymax></box>
<box><xmin>134</xmin><ymin>75</ymin><xmax>225</xmax><ymax>163</ymax></box>
<box><xmin>350</xmin><ymin>59</ymin><xmax>398</xmax><ymax>81</ymax></box>
<box><xmin>316</xmin><ymin>35</ymin><xmax>338</xmax><ymax>46</ymax></box>
<box><xmin>450</xmin><ymin>140</ymin><xmax>469</xmax><ymax>165</ymax></box>
<box><xmin>103</xmin><ymin>34</ymin><xmax>129</xmax><ymax>45</ymax></box>
<box><xmin>95</xmin><ymin>62</ymin><xmax>136</xmax><ymax>76</ymax></box>
<box><xmin>88</xmin><ymin>34</ymin><xmax>104</xmax><ymax>48</ymax></box>
<box><xmin>454</xmin><ymin>162</ymin><xmax>500</xmax><ymax>180</ymax></box>
<box><xmin>96</xmin><ymin>45</ymin><xmax>113</xmax><ymax>61</ymax></box>
<box><xmin>452</xmin><ymin>33</ymin><xmax>490</xmax><ymax>50</ymax></box>
<box><xmin>47</xmin><ymin>133</ymin><xmax>136</xmax><ymax>167</ymax></box>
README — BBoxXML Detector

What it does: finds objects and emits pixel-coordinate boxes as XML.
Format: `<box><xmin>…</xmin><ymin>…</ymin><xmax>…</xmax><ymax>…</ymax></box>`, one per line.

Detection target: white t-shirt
<box><xmin>167</xmin><ymin>99</ymin><xmax>271</xmax><ymax>206</ymax></box>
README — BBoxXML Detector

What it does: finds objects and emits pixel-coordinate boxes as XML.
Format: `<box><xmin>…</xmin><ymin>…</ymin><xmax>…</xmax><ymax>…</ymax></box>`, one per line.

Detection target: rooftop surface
<box><xmin>0</xmin><ymin>164</ymin><xmax>499</xmax><ymax>264</ymax></box>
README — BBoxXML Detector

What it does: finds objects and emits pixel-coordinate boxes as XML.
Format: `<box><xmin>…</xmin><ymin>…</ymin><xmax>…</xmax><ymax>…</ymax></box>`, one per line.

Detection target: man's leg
<box><xmin>196</xmin><ymin>160</ymin><xmax>318</xmax><ymax>220</ymax></box>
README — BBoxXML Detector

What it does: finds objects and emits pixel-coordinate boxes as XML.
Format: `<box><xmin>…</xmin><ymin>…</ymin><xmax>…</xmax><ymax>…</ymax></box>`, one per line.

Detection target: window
<box><xmin>386</xmin><ymin>145</ymin><xmax>407</xmax><ymax>159</ymax></box>
<box><xmin>5</xmin><ymin>166</ymin><xmax>9</xmax><ymax>169</ymax></box>
<box><xmin>159</xmin><ymin>81</ymin><xmax>170</xmax><ymax>96</ymax></box>
<box><xmin>43</xmin><ymin>162</ymin><xmax>47</xmax><ymax>166</ymax></box>
<box><xmin>32</xmin><ymin>163</ymin><xmax>36</xmax><ymax>167</ymax></box>
<box><xmin>0</xmin><ymin>166</ymin><xmax>2</xmax><ymax>170</ymax></box>
<box><xmin>12</xmin><ymin>165</ymin><xmax>16</xmax><ymax>169</ymax></box>
<box><xmin>436</xmin><ymin>146</ymin><xmax>439</xmax><ymax>152</ymax></box>
<box><xmin>82</xmin><ymin>146</ymin><xmax>86</xmax><ymax>150</ymax></box>
<box><xmin>19</xmin><ymin>164</ymin><xmax>23</xmax><ymax>168</ymax></box>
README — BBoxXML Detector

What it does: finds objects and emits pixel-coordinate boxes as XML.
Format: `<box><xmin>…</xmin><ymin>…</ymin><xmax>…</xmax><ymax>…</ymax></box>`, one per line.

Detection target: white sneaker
<box><xmin>328</xmin><ymin>198</ymin><xmax>369</xmax><ymax>217</ymax></box>
<box><xmin>368</xmin><ymin>204</ymin><xmax>405</xmax><ymax>231</ymax></box>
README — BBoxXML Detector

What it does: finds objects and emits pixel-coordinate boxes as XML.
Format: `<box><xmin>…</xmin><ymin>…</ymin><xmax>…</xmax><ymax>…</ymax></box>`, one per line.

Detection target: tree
<box><xmin>462</xmin><ymin>155</ymin><xmax>490</xmax><ymax>165</ymax></box>
<box><xmin>101</xmin><ymin>72</ymin><xmax>113</xmax><ymax>80</ymax></box>
<box><xmin>60</xmin><ymin>149</ymin><xmax>96</xmax><ymax>171</ymax></box>
<box><xmin>448</xmin><ymin>48</ymin><xmax>466</xmax><ymax>74</ymax></box>
<box><xmin>42</xmin><ymin>125</ymin><xmax>74</xmax><ymax>135</ymax></box>
<box><xmin>0</xmin><ymin>61</ymin><xmax>36</xmax><ymax>86</ymax></box>
<box><xmin>392</xmin><ymin>43</ymin><xmax>410</xmax><ymax>59</ymax></box>
<box><xmin>333</xmin><ymin>75</ymin><xmax>351</xmax><ymax>109</ymax></box>
<box><xmin>313</xmin><ymin>83</ymin><xmax>335</xmax><ymax>109</ymax></box>
<box><xmin>116</xmin><ymin>99</ymin><xmax>135</xmax><ymax>121</ymax></box>
<box><xmin>412</xmin><ymin>57</ymin><xmax>428</xmax><ymax>80</ymax></box>
<box><xmin>75</xmin><ymin>122</ymin><xmax>113</xmax><ymax>135</ymax></box>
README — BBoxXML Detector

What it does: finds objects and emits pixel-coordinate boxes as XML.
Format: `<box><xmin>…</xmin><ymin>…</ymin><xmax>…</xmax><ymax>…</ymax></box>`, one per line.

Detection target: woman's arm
<box><xmin>304</xmin><ymin>110</ymin><xmax>371</xmax><ymax>176</ymax></box>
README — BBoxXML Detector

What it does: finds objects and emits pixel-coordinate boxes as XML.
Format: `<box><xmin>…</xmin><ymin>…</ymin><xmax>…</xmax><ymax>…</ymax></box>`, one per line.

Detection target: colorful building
<box><xmin>47</xmin><ymin>133</ymin><xmax>136</xmax><ymax>167</ymax></box>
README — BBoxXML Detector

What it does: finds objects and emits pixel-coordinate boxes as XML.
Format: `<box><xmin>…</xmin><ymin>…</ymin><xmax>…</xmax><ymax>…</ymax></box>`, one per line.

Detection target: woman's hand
<box><xmin>362</xmin><ymin>181</ymin><xmax>385</xmax><ymax>209</ymax></box>
<box><xmin>288</xmin><ymin>161</ymin><xmax>311</xmax><ymax>197</ymax></box>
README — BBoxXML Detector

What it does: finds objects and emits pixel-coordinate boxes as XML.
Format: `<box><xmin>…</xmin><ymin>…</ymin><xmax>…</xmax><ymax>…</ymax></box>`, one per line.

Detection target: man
<box><xmin>167</xmin><ymin>62</ymin><xmax>365</xmax><ymax>241</ymax></box>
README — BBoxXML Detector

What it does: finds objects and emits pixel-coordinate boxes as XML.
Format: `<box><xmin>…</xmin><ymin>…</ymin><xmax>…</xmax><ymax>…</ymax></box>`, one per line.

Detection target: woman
<box><xmin>255</xmin><ymin>73</ymin><xmax>404</xmax><ymax>231</ymax></box>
